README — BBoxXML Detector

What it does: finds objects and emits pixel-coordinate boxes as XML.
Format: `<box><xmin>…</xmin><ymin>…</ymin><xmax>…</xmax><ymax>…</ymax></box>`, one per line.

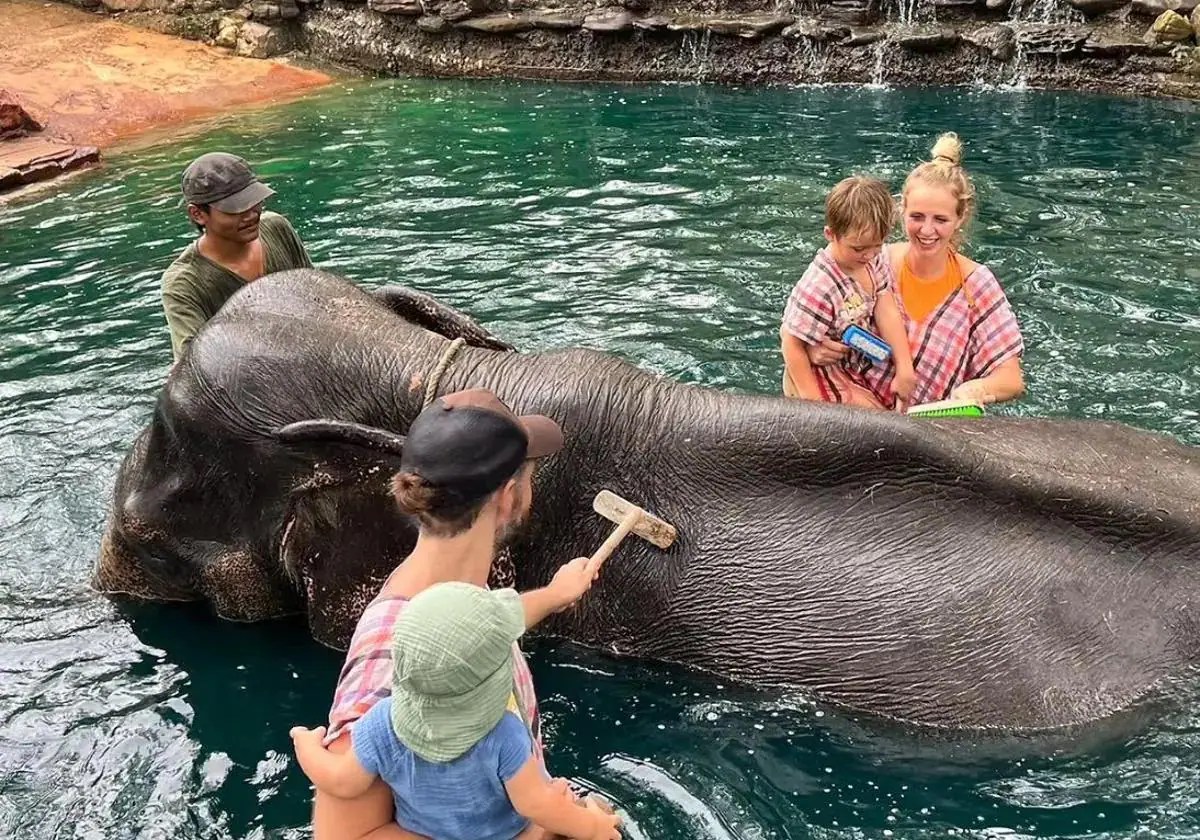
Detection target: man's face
<box><xmin>189</xmin><ymin>202</ymin><xmax>264</xmax><ymax>244</ymax></box>
<box><xmin>496</xmin><ymin>463</ymin><xmax>535</xmax><ymax>548</ymax></box>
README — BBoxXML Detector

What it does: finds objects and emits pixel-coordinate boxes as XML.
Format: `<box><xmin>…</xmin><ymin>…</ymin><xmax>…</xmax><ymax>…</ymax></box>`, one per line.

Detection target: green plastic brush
<box><xmin>906</xmin><ymin>399</ymin><xmax>986</xmax><ymax>419</ymax></box>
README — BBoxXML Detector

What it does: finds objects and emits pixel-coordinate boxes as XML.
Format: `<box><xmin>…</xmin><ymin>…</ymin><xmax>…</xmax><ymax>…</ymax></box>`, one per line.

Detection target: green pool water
<box><xmin>1</xmin><ymin>78</ymin><xmax>1198</xmax><ymax>840</ymax></box>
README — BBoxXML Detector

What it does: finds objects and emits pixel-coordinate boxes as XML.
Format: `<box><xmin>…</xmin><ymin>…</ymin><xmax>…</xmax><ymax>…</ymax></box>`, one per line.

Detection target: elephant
<box><xmin>95</xmin><ymin>268</ymin><xmax>1200</xmax><ymax>732</ymax></box>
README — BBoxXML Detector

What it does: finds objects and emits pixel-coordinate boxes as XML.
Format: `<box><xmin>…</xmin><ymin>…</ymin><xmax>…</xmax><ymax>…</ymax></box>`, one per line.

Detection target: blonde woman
<box><xmin>809</xmin><ymin>134</ymin><xmax>1026</xmax><ymax>408</ymax></box>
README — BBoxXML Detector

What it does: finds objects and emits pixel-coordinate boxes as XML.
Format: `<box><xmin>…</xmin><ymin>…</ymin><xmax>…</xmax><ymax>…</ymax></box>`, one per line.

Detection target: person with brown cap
<box><xmin>302</xmin><ymin>388</ymin><xmax>617</xmax><ymax>840</ymax></box>
<box><xmin>161</xmin><ymin>152</ymin><xmax>313</xmax><ymax>360</ymax></box>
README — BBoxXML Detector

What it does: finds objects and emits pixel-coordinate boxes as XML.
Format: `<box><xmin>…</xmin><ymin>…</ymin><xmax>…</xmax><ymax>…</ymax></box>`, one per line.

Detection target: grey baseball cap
<box><xmin>180</xmin><ymin>152</ymin><xmax>275</xmax><ymax>213</ymax></box>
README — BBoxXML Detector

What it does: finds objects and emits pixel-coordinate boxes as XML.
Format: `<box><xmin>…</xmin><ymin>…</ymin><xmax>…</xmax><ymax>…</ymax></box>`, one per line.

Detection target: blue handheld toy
<box><xmin>842</xmin><ymin>324</ymin><xmax>891</xmax><ymax>364</ymax></box>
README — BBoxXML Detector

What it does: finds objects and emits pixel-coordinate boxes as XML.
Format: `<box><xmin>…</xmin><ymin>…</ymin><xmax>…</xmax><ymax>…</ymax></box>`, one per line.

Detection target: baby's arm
<box><xmin>291</xmin><ymin>725</ymin><xmax>378</xmax><ymax>800</ymax></box>
<box><xmin>781</xmin><ymin>328</ymin><xmax>823</xmax><ymax>400</ymax></box>
<box><xmin>873</xmin><ymin>292</ymin><xmax>916</xmax><ymax>401</ymax></box>
<box><xmin>505</xmin><ymin>757</ymin><xmax>620</xmax><ymax>840</ymax></box>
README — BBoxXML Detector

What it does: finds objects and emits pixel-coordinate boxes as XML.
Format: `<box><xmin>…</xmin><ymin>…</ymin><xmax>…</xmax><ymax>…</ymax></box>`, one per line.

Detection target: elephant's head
<box><xmin>95</xmin><ymin>269</ymin><xmax>516</xmax><ymax>647</ymax></box>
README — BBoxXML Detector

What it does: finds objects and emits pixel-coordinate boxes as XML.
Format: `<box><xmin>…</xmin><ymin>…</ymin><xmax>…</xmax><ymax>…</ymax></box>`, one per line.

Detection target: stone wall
<box><xmin>65</xmin><ymin>0</ymin><xmax>1200</xmax><ymax>97</ymax></box>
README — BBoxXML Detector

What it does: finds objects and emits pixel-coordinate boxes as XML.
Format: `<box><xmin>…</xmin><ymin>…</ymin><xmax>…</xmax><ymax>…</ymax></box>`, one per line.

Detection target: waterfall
<box><xmin>868</xmin><ymin>40</ymin><xmax>891</xmax><ymax>88</ymax></box>
<box><xmin>1007</xmin><ymin>0</ymin><xmax>1083</xmax><ymax>24</ymax></box>
<box><xmin>1002</xmin><ymin>39</ymin><xmax>1030</xmax><ymax>89</ymax></box>
<box><xmin>794</xmin><ymin>37</ymin><xmax>832</xmax><ymax>82</ymax></box>
<box><xmin>680</xmin><ymin>30</ymin><xmax>714</xmax><ymax>82</ymax></box>
<box><xmin>884</xmin><ymin>0</ymin><xmax>923</xmax><ymax>26</ymax></box>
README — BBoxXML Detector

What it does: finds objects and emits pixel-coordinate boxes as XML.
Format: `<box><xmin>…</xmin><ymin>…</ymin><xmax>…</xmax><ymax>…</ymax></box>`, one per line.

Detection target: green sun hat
<box><xmin>390</xmin><ymin>582</ymin><xmax>525</xmax><ymax>763</ymax></box>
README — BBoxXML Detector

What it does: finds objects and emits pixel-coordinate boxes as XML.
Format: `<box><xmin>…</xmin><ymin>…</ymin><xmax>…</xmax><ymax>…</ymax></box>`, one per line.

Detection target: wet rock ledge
<box><xmin>0</xmin><ymin>90</ymin><xmax>100</xmax><ymax>193</ymax></box>
<box><xmin>61</xmin><ymin>0</ymin><xmax>1200</xmax><ymax>99</ymax></box>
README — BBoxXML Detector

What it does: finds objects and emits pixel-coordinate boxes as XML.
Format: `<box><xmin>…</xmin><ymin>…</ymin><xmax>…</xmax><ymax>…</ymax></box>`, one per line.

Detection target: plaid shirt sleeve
<box><xmin>965</xmin><ymin>264</ymin><xmax>1024</xmax><ymax>379</ymax></box>
<box><xmin>872</xmin><ymin>252</ymin><xmax>894</xmax><ymax>295</ymax></box>
<box><xmin>782</xmin><ymin>256</ymin><xmax>837</xmax><ymax>345</ymax></box>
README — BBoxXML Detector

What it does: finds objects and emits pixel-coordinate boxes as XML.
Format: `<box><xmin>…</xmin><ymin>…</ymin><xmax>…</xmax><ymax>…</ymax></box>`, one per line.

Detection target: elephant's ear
<box><xmin>274</xmin><ymin>420</ymin><xmax>407</xmax><ymax>474</ymax></box>
<box><xmin>371</xmin><ymin>285</ymin><xmax>515</xmax><ymax>352</ymax></box>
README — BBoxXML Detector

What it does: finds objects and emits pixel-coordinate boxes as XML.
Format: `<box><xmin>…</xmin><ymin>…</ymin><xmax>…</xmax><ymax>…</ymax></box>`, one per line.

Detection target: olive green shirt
<box><xmin>161</xmin><ymin>211</ymin><xmax>313</xmax><ymax>359</ymax></box>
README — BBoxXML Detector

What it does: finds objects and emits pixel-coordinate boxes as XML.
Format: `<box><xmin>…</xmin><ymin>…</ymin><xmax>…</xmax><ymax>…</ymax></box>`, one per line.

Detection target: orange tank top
<box><xmin>899</xmin><ymin>251</ymin><xmax>963</xmax><ymax>323</ymax></box>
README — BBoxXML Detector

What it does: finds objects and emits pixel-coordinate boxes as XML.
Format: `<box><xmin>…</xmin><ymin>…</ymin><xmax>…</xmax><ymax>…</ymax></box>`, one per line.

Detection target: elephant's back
<box><xmin>216</xmin><ymin>269</ymin><xmax>394</xmax><ymax>336</ymax></box>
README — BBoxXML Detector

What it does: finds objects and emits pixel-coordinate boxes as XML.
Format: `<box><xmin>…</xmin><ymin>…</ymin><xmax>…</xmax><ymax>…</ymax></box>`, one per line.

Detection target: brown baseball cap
<box><xmin>180</xmin><ymin>152</ymin><xmax>275</xmax><ymax>213</ymax></box>
<box><xmin>400</xmin><ymin>389</ymin><xmax>563</xmax><ymax>502</ymax></box>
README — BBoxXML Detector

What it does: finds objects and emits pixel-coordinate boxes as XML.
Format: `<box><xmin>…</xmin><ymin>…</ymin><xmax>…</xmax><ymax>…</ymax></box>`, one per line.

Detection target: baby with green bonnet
<box><xmin>291</xmin><ymin>581</ymin><xmax>621</xmax><ymax>840</ymax></box>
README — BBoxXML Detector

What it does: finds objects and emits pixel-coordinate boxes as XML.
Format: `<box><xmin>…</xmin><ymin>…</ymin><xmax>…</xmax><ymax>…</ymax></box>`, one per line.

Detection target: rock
<box><xmin>1149</xmin><ymin>9</ymin><xmax>1194</xmax><ymax>40</ymax></box>
<box><xmin>1130</xmin><ymin>0</ymin><xmax>1194</xmax><ymax>17</ymax></box>
<box><xmin>782</xmin><ymin>18</ymin><xmax>850</xmax><ymax>41</ymax></box>
<box><xmin>933</xmin><ymin>0</ymin><xmax>983</xmax><ymax>8</ymax></box>
<box><xmin>235</xmin><ymin>20</ymin><xmax>293</xmax><ymax>57</ymax></box>
<box><xmin>582</xmin><ymin>7</ymin><xmax>634</xmax><ymax>32</ymax></box>
<box><xmin>214</xmin><ymin>14</ymin><xmax>242</xmax><ymax>46</ymax></box>
<box><xmin>437</xmin><ymin>0</ymin><xmax>482</xmax><ymax>22</ymax></box>
<box><xmin>1066</xmin><ymin>0</ymin><xmax>1127</xmax><ymax>14</ymax></box>
<box><xmin>528</xmin><ymin>10</ymin><xmax>583</xmax><ymax>28</ymax></box>
<box><xmin>985</xmin><ymin>0</ymin><xmax>1011</xmax><ymax>9</ymax></box>
<box><xmin>0</xmin><ymin>90</ymin><xmax>44</xmax><ymax>139</ymax></box>
<box><xmin>632</xmin><ymin>14</ymin><xmax>671</xmax><ymax>29</ymax></box>
<box><xmin>100</xmin><ymin>0</ymin><xmax>170</xmax><ymax>8</ymax></box>
<box><xmin>620</xmin><ymin>0</ymin><xmax>648</xmax><ymax>10</ymax></box>
<box><xmin>100</xmin><ymin>0</ymin><xmax>168</xmax><ymax>9</ymax></box>
<box><xmin>819</xmin><ymin>0</ymin><xmax>880</xmax><ymax>27</ymax></box>
<box><xmin>0</xmin><ymin>137</ymin><xmax>100</xmax><ymax>193</ymax></box>
<box><xmin>1185</xmin><ymin>45</ymin><xmax>1200</xmax><ymax>74</ymax></box>
<box><xmin>895</xmin><ymin>27</ymin><xmax>960</xmax><ymax>51</ymax></box>
<box><xmin>369</xmin><ymin>0</ymin><xmax>424</xmax><ymax>13</ymax></box>
<box><xmin>250</xmin><ymin>2</ymin><xmax>281</xmax><ymax>20</ymax></box>
<box><xmin>454</xmin><ymin>13</ymin><xmax>535</xmax><ymax>32</ymax></box>
<box><xmin>964</xmin><ymin>23</ymin><xmax>1017</xmax><ymax>60</ymax></box>
<box><xmin>666</xmin><ymin>17</ymin><xmax>706</xmax><ymax>32</ymax></box>
<box><xmin>703</xmin><ymin>14</ymin><xmax>794</xmax><ymax>38</ymax></box>
<box><xmin>1194</xmin><ymin>5</ymin><xmax>1200</xmax><ymax>30</ymax></box>
<box><xmin>1017</xmin><ymin>23</ymin><xmax>1090</xmax><ymax>54</ymax></box>
<box><xmin>367</xmin><ymin>0</ymin><xmax>424</xmax><ymax>11</ymax></box>
<box><xmin>845</xmin><ymin>27</ymin><xmax>885</xmax><ymax>45</ymax></box>
<box><xmin>1082</xmin><ymin>31</ymin><xmax>1174</xmax><ymax>52</ymax></box>
<box><xmin>280</xmin><ymin>0</ymin><xmax>300</xmax><ymax>18</ymax></box>
<box><xmin>417</xmin><ymin>13</ymin><xmax>448</xmax><ymax>30</ymax></box>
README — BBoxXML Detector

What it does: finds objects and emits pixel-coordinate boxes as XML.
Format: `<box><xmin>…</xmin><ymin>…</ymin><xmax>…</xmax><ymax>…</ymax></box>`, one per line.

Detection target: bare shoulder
<box><xmin>885</xmin><ymin>242</ymin><xmax>907</xmax><ymax>271</ymax></box>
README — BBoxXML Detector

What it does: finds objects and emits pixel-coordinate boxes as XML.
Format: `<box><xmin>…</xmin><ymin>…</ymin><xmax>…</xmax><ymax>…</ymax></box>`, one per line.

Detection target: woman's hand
<box><xmin>950</xmin><ymin>379</ymin><xmax>994</xmax><ymax>405</ymax></box>
<box><xmin>806</xmin><ymin>337</ymin><xmax>849</xmax><ymax>367</ymax></box>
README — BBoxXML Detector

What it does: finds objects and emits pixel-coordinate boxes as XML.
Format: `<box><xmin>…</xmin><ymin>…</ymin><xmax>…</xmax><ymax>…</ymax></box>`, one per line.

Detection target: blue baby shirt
<box><xmin>352</xmin><ymin>699</ymin><xmax>533</xmax><ymax>840</ymax></box>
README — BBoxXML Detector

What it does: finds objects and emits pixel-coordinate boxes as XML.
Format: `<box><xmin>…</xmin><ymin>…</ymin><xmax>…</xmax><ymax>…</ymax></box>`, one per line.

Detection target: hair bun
<box><xmin>392</xmin><ymin>471</ymin><xmax>439</xmax><ymax>516</ymax></box>
<box><xmin>930</xmin><ymin>132</ymin><xmax>963</xmax><ymax>167</ymax></box>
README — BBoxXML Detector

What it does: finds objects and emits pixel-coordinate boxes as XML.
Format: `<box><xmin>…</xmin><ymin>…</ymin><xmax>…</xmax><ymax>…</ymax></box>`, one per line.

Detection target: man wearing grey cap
<box><xmin>161</xmin><ymin>152</ymin><xmax>313</xmax><ymax>360</ymax></box>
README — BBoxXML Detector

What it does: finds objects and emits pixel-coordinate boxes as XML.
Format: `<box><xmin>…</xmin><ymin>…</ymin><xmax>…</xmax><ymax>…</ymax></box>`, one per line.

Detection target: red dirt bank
<box><xmin>0</xmin><ymin>0</ymin><xmax>330</xmax><ymax>194</ymax></box>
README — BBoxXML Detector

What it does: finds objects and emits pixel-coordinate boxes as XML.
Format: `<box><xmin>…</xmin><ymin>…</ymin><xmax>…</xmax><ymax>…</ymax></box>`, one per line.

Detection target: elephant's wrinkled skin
<box><xmin>96</xmin><ymin>269</ymin><xmax>1200</xmax><ymax>731</ymax></box>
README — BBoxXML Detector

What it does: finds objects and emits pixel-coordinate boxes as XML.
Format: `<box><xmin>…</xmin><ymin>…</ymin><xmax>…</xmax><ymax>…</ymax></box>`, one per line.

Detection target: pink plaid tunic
<box><xmin>324</xmin><ymin>576</ymin><xmax>543</xmax><ymax>764</ymax></box>
<box><xmin>782</xmin><ymin>248</ymin><xmax>895</xmax><ymax>404</ymax></box>
<box><xmin>863</xmin><ymin>261</ymin><xmax>1024</xmax><ymax>406</ymax></box>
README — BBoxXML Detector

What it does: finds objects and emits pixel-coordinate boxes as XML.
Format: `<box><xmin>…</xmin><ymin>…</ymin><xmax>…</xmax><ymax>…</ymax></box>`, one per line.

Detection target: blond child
<box><xmin>780</xmin><ymin>176</ymin><xmax>916</xmax><ymax>410</ymax></box>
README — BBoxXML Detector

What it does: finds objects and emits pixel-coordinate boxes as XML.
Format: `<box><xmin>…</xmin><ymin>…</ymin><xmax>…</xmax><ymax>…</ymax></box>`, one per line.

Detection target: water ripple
<box><xmin>0</xmin><ymin>79</ymin><xmax>1198</xmax><ymax>839</ymax></box>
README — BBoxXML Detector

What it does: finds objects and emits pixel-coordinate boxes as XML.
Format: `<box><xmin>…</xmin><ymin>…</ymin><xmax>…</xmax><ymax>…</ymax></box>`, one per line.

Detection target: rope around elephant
<box><xmin>422</xmin><ymin>337</ymin><xmax>467</xmax><ymax>408</ymax></box>
<box><xmin>418</xmin><ymin>336</ymin><xmax>516</xmax><ymax>589</ymax></box>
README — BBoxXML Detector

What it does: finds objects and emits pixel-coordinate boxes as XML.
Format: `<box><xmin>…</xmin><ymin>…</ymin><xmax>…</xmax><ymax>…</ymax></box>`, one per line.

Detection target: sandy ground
<box><xmin>0</xmin><ymin>0</ymin><xmax>330</xmax><ymax>190</ymax></box>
